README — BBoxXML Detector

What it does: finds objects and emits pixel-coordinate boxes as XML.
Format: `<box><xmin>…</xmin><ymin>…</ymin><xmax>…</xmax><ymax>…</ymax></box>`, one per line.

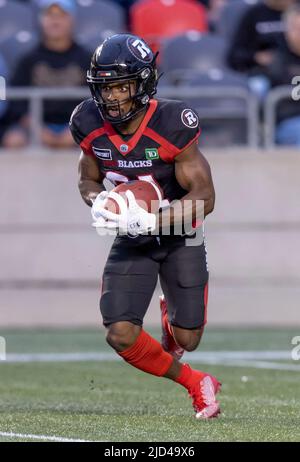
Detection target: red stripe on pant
<box><xmin>203</xmin><ymin>281</ymin><xmax>209</xmax><ymax>325</ymax></box>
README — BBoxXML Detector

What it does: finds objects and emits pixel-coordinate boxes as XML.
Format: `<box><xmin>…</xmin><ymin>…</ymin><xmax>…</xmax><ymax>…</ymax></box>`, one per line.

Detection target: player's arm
<box><xmin>175</xmin><ymin>141</ymin><xmax>215</xmax><ymax>217</ymax></box>
<box><xmin>78</xmin><ymin>151</ymin><xmax>105</xmax><ymax>207</ymax></box>
<box><xmin>156</xmin><ymin>141</ymin><xmax>215</xmax><ymax>230</ymax></box>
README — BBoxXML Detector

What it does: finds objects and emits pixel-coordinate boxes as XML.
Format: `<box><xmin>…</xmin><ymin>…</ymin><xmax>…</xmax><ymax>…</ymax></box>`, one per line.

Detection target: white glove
<box><xmin>91</xmin><ymin>190</ymin><xmax>109</xmax><ymax>221</ymax></box>
<box><xmin>95</xmin><ymin>190</ymin><xmax>156</xmax><ymax>236</ymax></box>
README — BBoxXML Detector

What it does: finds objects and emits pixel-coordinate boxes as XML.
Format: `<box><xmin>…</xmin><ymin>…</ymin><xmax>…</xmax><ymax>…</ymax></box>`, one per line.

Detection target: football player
<box><xmin>69</xmin><ymin>34</ymin><xmax>221</xmax><ymax>419</ymax></box>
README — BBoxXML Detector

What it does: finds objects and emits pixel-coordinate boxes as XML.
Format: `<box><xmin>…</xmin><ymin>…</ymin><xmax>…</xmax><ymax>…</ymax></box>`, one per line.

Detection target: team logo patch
<box><xmin>145</xmin><ymin>148</ymin><xmax>159</xmax><ymax>160</ymax></box>
<box><xmin>127</xmin><ymin>37</ymin><xmax>152</xmax><ymax>63</ymax></box>
<box><xmin>92</xmin><ymin>147</ymin><xmax>112</xmax><ymax>160</ymax></box>
<box><xmin>120</xmin><ymin>144</ymin><xmax>129</xmax><ymax>153</ymax></box>
<box><xmin>181</xmin><ymin>109</ymin><xmax>199</xmax><ymax>128</ymax></box>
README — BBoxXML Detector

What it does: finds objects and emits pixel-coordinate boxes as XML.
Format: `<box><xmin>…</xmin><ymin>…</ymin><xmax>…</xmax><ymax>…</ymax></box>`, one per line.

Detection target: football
<box><xmin>104</xmin><ymin>180</ymin><xmax>163</xmax><ymax>215</ymax></box>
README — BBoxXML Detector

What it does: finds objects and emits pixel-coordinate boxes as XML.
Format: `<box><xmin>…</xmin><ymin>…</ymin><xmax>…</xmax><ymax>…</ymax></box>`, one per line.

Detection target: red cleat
<box><xmin>160</xmin><ymin>295</ymin><xmax>184</xmax><ymax>361</ymax></box>
<box><xmin>187</xmin><ymin>368</ymin><xmax>222</xmax><ymax>419</ymax></box>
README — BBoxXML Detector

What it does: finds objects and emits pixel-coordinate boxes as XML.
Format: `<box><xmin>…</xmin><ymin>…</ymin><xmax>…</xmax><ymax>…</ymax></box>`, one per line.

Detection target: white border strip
<box><xmin>4</xmin><ymin>352</ymin><xmax>116</xmax><ymax>363</ymax></box>
<box><xmin>2</xmin><ymin>351</ymin><xmax>299</xmax><ymax>371</ymax></box>
<box><xmin>2</xmin><ymin>350</ymin><xmax>295</xmax><ymax>362</ymax></box>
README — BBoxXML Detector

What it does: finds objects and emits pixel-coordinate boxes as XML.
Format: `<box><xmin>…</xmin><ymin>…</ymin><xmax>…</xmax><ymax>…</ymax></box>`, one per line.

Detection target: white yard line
<box><xmin>0</xmin><ymin>431</ymin><xmax>96</xmax><ymax>442</ymax></box>
<box><xmin>3</xmin><ymin>352</ymin><xmax>117</xmax><ymax>362</ymax></box>
<box><xmin>1</xmin><ymin>350</ymin><xmax>299</xmax><ymax>371</ymax></box>
<box><xmin>186</xmin><ymin>351</ymin><xmax>293</xmax><ymax>360</ymax></box>
<box><xmin>188</xmin><ymin>358</ymin><xmax>300</xmax><ymax>371</ymax></box>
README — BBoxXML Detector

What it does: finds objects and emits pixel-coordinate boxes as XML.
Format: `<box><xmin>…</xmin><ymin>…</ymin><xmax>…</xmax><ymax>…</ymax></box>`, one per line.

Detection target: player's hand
<box><xmin>126</xmin><ymin>190</ymin><xmax>157</xmax><ymax>236</ymax></box>
<box><xmin>96</xmin><ymin>190</ymin><xmax>156</xmax><ymax>236</ymax></box>
<box><xmin>91</xmin><ymin>190</ymin><xmax>109</xmax><ymax>221</ymax></box>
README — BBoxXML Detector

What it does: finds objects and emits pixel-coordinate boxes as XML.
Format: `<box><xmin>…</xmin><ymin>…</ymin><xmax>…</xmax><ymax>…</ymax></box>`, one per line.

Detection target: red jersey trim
<box><xmin>80</xmin><ymin>127</ymin><xmax>106</xmax><ymax>156</ymax></box>
<box><xmin>180</xmin><ymin>129</ymin><xmax>201</xmax><ymax>154</ymax></box>
<box><xmin>144</xmin><ymin>127</ymin><xmax>180</xmax><ymax>160</ymax></box>
<box><xmin>144</xmin><ymin>128</ymin><xmax>201</xmax><ymax>162</ymax></box>
<box><xmin>103</xmin><ymin>99</ymin><xmax>158</xmax><ymax>156</ymax></box>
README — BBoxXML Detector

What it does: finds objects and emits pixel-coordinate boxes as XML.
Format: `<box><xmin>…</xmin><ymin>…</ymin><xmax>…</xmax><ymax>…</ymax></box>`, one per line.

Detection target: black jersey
<box><xmin>69</xmin><ymin>98</ymin><xmax>200</xmax><ymax>203</ymax></box>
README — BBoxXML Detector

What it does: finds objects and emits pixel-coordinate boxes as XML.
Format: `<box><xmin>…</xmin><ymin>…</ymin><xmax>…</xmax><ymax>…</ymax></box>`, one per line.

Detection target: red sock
<box><xmin>118</xmin><ymin>329</ymin><xmax>174</xmax><ymax>377</ymax></box>
<box><xmin>175</xmin><ymin>363</ymin><xmax>205</xmax><ymax>390</ymax></box>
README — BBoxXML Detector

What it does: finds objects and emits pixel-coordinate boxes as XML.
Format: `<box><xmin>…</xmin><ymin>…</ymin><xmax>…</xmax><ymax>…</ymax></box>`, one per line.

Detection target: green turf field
<box><xmin>0</xmin><ymin>328</ymin><xmax>299</xmax><ymax>442</ymax></box>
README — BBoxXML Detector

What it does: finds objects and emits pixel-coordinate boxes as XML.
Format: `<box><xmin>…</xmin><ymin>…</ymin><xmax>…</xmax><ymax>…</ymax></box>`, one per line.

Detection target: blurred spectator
<box><xmin>207</xmin><ymin>0</ymin><xmax>227</xmax><ymax>32</ymax></box>
<box><xmin>227</xmin><ymin>0</ymin><xmax>295</xmax><ymax>75</ymax></box>
<box><xmin>110</xmin><ymin>0</ymin><xmax>137</xmax><ymax>29</ymax></box>
<box><xmin>2</xmin><ymin>0</ymin><xmax>90</xmax><ymax>149</ymax></box>
<box><xmin>0</xmin><ymin>0</ymin><xmax>34</xmax><ymax>45</ymax></box>
<box><xmin>0</xmin><ymin>53</ymin><xmax>8</xmax><ymax>143</ymax></box>
<box><xmin>266</xmin><ymin>3</ymin><xmax>300</xmax><ymax>145</ymax></box>
<box><xmin>0</xmin><ymin>54</ymin><xmax>8</xmax><ymax>119</ymax></box>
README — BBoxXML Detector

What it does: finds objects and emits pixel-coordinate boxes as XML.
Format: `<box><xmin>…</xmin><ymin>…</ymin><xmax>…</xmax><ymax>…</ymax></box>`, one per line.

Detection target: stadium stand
<box><xmin>0</xmin><ymin>32</ymin><xmax>39</xmax><ymax>77</ymax></box>
<box><xmin>264</xmin><ymin>3</ymin><xmax>300</xmax><ymax>146</ymax></box>
<box><xmin>0</xmin><ymin>52</ymin><xmax>8</xmax><ymax>143</ymax></box>
<box><xmin>158</xmin><ymin>68</ymin><xmax>259</xmax><ymax>146</ymax></box>
<box><xmin>188</xmin><ymin>69</ymin><xmax>256</xmax><ymax>146</ymax></box>
<box><xmin>73</xmin><ymin>0</ymin><xmax>126</xmax><ymax>51</ymax></box>
<box><xmin>0</xmin><ymin>0</ymin><xmax>298</xmax><ymax>148</ymax></box>
<box><xmin>0</xmin><ymin>0</ymin><xmax>35</xmax><ymax>43</ymax></box>
<box><xmin>1</xmin><ymin>0</ymin><xmax>91</xmax><ymax>149</ymax></box>
<box><xmin>226</xmin><ymin>0</ymin><xmax>287</xmax><ymax>74</ymax></box>
<box><xmin>161</xmin><ymin>31</ymin><xmax>228</xmax><ymax>84</ymax></box>
<box><xmin>215</xmin><ymin>0</ymin><xmax>257</xmax><ymax>40</ymax></box>
<box><xmin>130</xmin><ymin>0</ymin><xmax>208</xmax><ymax>54</ymax></box>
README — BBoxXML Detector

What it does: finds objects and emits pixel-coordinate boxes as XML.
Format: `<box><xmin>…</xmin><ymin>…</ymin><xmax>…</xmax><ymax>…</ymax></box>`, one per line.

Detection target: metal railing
<box><xmin>264</xmin><ymin>85</ymin><xmax>296</xmax><ymax>149</ymax></box>
<box><xmin>5</xmin><ymin>85</ymin><xmax>260</xmax><ymax>147</ymax></box>
<box><xmin>5</xmin><ymin>87</ymin><xmax>90</xmax><ymax>146</ymax></box>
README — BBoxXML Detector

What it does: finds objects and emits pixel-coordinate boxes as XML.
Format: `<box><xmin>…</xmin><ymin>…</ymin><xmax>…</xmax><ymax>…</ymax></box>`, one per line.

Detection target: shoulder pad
<box><xmin>149</xmin><ymin>99</ymin><xmax>201</xmax><ymax>157</ymax></box>
<box><xmin>69</xmin><ymin>98</ymin><xmax>102</xmax><ymax>148</ymax></box>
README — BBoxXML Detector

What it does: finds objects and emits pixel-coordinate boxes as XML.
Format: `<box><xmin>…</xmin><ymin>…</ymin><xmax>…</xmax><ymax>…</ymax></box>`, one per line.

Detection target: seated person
<box><xmin>265</xmin><ymin>3</ymin><xmax>300</xmax><ymax>145</ymax></box>
<box><xmin>227</xmin><ymin>0</ymin><xmax>295</xmax><ymax>75</ymax></box>
<box><xmin>0</xmin><ymin>53</ymin><xmax>8</xmax><ymax>143</ymax></box>
<box><xmin>207</xmin><ymin>0</ymin><xmax>227</xmax><ymax>33</ymax></box>
<box><xmin>3</xmin><ymin>0</ymin><xmax>91</xmax><ymax>149</ymax></box>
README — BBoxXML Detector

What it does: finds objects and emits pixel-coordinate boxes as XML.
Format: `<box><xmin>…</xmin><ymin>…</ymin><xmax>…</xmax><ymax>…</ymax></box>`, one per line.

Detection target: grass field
<box><xmin>0</xmin><ymin>327</ymin><xmax>300</xmax><ymax>442</ymax></box>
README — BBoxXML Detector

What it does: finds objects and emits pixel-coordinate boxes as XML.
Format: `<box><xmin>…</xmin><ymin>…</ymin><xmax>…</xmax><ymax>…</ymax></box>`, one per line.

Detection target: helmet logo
<box><xmin>181</xmin><ymin>109</ymin><xmax>199</xmax><ymax>128</ymax></box>
<box><xmin>127</xmin><ymin>37</ymin><xmax>152</xmax><ymax>63</ymax></box>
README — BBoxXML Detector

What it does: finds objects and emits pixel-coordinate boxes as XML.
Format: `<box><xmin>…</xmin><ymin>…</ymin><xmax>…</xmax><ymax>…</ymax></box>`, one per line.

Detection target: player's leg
<box><xmin>159</xmin><ymin>294</ymin><xmax>185</xmax><ymax>360</ymax></box>
<box><xmin>100</xmin><ymin>237</ymin><xmax>176</xmax><ymax>378</ymax></box>
<box><xmin>159</xmin><ymin>238</ymin><xmax>209</xmax><ymax>354</ymax></box>
<box><xmin>158</xmin><ymin>237</ymin><xmax>221</xmax><ymax>418</ymax></box>
<box><xmin>160</xmin><ymin>293</ymin><xmax>205</xmax><ymax>361</ymax></box>
<box><xmin>101</xmin><ymin>236</ymin><xmax>220</xmax><ymax>419</ymax></box>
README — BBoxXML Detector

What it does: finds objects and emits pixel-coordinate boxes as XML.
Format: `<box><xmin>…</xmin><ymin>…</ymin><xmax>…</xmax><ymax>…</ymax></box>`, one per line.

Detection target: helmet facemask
<box><xmin>87</xmin><ymin>55</ymin><xmax>159</xmax><ymax>124</ymax></box>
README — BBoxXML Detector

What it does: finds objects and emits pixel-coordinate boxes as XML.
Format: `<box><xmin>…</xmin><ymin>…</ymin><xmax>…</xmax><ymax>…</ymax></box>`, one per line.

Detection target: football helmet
<box><xmin>87</xmin><ymin>34</ymin><xmax>158</xmax><ymax>124</ymax></box>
